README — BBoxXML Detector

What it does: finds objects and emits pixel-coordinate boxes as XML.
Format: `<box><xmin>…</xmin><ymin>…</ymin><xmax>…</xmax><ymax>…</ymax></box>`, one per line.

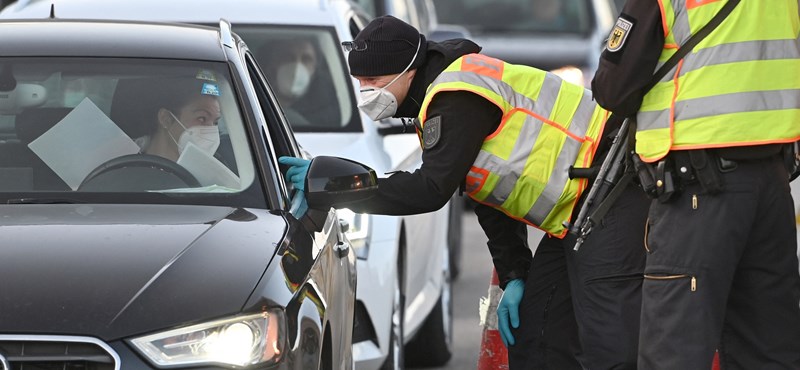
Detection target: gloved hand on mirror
<box><xmin>279</xmin><ymin>156</ymin><xmax>311</xmax><ymax>218</ymax></box>
<box><xmin>497</xmin><ymin>278</ymin><xmax>524</xmax><ymax>347</ymax></box>
<box><xmin>278</xmin><ymin>156</ymin><xmax>311</xmax><ymax>191</ymax></box>
<box><xmin>288</xmin><ymin>189</ymin><xmax>308</xmax><ymax>219</ymax></box>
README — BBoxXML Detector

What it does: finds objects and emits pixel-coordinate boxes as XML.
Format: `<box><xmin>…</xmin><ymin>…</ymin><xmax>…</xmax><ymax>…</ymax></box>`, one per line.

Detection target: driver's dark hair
<box><xmin>159</xmin><ymin>78</ymin><xmax>212</xmax><ymax>119</ymax></box>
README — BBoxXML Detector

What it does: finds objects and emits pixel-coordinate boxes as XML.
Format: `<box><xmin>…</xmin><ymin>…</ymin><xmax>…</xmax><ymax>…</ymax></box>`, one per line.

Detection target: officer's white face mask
<box><xmin>357</xmin><ymin>37</ymin><xmax>421</xmax><ymax>121</ymax></box>
<box><xmin>276</xmin><ymin>62</ymin><xmax>312</xmax><ymax>99</ymax></box>
<box><xmin>167</xmin><ymin>111</ymin><xmax>221</xmax><ymax>156</ymax></box>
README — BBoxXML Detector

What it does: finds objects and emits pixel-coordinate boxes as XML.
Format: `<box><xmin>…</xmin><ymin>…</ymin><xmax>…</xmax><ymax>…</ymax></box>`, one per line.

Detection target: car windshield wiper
<box><xmin>7</xmin><ymin>198</ymin><xmax>85</xmax><ymax>204</ymax></box>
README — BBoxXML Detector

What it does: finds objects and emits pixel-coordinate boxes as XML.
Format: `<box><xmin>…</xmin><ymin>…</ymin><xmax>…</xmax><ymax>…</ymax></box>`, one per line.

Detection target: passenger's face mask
<box><xmin>167</xmin><ymin>111</ymin><xmax>221</xmax><ymax>156</ymax></box>
<box><xmin>276</xmin><ymin>62</ymin><xmax>312</xmax><ymax>98</ymax></box>
<box><xmin>357</xmin><ymin>37</ymin><xmax>422</xmax><ymax>121</ymax></box>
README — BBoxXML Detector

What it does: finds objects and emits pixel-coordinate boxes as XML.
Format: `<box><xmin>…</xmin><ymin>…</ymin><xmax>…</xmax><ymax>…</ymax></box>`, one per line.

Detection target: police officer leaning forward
<box><xmin>281</xmin><ymin>15</ymin><xmax>649</xmax><ymax>369</ymax></box>
<box><xmin>592</xmin><ymin>0</ymin><xmax>800</xmax><ymax>368</ymax></box>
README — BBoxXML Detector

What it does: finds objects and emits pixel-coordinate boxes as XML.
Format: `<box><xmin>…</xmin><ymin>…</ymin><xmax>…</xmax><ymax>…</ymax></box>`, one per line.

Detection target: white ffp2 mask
<box><xmin>357</xmin><ymin>36</ymin><xmax>422</xmax><ymax>121</ymax></box>
<box><xmin>167</xmin><ymin>111</ymin><xmax>221</xmax><ymax>156</ymax></box>
<box><xmin>277</xmin><ymin>62</ymin><xmax>312</xmax><ymax>98</ymax></box>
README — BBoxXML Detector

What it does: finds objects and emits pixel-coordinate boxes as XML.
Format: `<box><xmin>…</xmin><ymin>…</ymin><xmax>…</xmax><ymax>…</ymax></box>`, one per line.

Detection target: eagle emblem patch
<box><xmin>607</xmin><ymin>17</ymin><xmax>633</xmax><ymax>52</ymax></box>
<box><xmin>422</xmin><ymin>116</ymin><xmax>442</xmax><ymax>149</ymax></box>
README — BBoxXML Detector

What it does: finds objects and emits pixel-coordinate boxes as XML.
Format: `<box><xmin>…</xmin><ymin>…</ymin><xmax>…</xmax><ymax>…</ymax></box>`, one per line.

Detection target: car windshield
<box><xmin>235</xmin><ymin>25</ymin><xmax>360</xmax><ymax>133</ymax></box>
<box><xmin>0</xmin><ymin>57</ymin><xmax>266</xmax><ymax>207</ymax></box>
<box><xmin>433</xmin><ymin>0</ymin><xmax>594</xmax><ymax>35</ymax></box>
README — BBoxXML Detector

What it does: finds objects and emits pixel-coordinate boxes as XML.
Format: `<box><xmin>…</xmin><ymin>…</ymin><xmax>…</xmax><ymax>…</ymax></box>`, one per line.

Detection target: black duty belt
<box><xmin>712</xmin><ymin>144</ymin><xmax>783</xmax><ymax>161</ymax></box>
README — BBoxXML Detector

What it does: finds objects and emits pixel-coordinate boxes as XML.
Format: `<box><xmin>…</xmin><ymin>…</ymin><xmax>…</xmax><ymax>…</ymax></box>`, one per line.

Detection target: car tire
<box><xmin>404</xmin><ymin>247</ymin><xmax>453</xmax><ymax>367</ymax></box>
<box><xmin>380</xmin><ymin>248</ymin><xmax>405</xmax><ymax>370</ymax></box>
<box><xmin>447</xmin><ymin>196</ymin><xmax>463</xmax><ymax>281</ymax></box>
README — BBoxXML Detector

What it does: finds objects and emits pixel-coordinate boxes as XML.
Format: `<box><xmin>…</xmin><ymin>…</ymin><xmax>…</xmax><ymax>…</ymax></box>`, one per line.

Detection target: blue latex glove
<box><xmin>278</xmin><ymin>156</ymin><xmax>311</xmax><ymax>191</ymax></box>
<box><xmin>289</xmin><ymin>189</ymin><xmax>308</xmax><ymax>219</ymax></box>
<box><xmin>497</xmin><ymin>278</ymin><xmax>524</xmax><ymax>347</ymax></box>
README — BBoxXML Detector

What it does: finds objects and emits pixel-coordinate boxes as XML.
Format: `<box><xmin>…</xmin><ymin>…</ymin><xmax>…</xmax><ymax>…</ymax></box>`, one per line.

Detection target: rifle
<box><xmin>567</xmin><ymin>118</ymin><xmax>633</xmax><ymax>251</ymax></box>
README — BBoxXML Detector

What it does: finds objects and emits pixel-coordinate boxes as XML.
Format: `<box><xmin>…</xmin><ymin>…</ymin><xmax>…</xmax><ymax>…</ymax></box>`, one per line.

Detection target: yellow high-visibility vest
<box><xmin>417</xmin><ymin>54</ymin><xmax>608</xmax><ymax>237</ymax></box>
<box><xmin>636</xmin><ymin>0</ymin><xmax>800</xmax><ymax>162</ymax></box>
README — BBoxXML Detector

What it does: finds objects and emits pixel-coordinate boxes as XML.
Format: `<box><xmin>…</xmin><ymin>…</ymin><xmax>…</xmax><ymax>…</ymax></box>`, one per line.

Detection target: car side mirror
<box><xmin>305</xmin><ymin>156</ymin><xmax>378</xmax><ymax>209</ymax></box>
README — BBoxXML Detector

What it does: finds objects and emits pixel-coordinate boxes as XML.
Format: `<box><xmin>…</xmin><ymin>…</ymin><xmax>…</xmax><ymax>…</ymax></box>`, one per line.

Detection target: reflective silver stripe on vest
<box><xmin>524</xmin><ymin>90</ymin><xmax>597</xmax><ymax>221</ymax></box>
<box><xmin>679</xmin><ymin>39</ymin><xmax>800</xmax><ymax>76</ymax></box>
<box><xmin>670</xmin><ymin>0</ymin><xmax>691</xmax><ymax>45</ymax></box>
<box><xmin>431</xmin><ymin>71</ymin><xmax>563</xmax><ymax>120</ymax></box>
<box><xmin>653</xmin><ymin>59</ymin><xmax>677</xmax><ymax>83</ymax></box>
<box><xmin>638</xmin><ymin>89</ymin><xmax>800</xmax><ymax>129</ymax></box>
<box><xmin>566</xmin><ymin>90</ymin><xmax>596</xmax><ymax>140</ymax></box>
<box><xmin>676</xmin><ymin>89</ymin><xmax>800</xmax><ymax>121</ymax></box>
<box><xmin>637</xmin><ymin>108</ymin><xmax>671</xmax><ymax>131</ymax></box>
<box><xmin>471</xmin><ymin>115</ymin><xmax>546</xmax><ymax>204</ymax></box>
<box><xmin>526</xmin><ymin>125</ymin><xmax>585</xmax><ymax>224</ymax></box>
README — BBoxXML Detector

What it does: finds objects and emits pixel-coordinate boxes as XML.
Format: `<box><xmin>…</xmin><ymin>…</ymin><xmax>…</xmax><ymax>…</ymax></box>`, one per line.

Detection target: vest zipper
<box><xmin>643</xmin><ymin>274</ymin><xmax>697</xmax><ymax>292</ymax></box>
<box><xmin>692</xmin><ymin>194</ymin><xmax>698</xmax><ymax>210</ymax></box>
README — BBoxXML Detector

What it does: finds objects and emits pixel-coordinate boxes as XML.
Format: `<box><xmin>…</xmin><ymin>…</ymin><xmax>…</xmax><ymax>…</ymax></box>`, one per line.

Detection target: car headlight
<box><xmin>337</xmin><ymin>208</ymin><xmax>370</xmax><ymax>259</ymax></box>
<box><xmin>130</xmin><ymin>310</ymin><xmax>285</xmax><ymax>368</ymax></box>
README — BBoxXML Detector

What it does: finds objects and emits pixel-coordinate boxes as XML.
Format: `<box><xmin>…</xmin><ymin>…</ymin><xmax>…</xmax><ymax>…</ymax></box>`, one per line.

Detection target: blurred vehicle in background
<box><xmin>351</xmin><ymin>0</ymin><xmax>467</xmax><ymax>282</ymax></box>
<box><xmin>432</xmin><ymin>0</ymin><xmax>615</xmax><ymax>86</ymax></box>
<box><xmin>0</xmin><ymin>0</ymin><xmax>456</xmax><ymax>369</ymax></box>
<box><xmin>353</xmin><ymin>0</ymin><xmax>471</xmax><ymax>42</ymax></box>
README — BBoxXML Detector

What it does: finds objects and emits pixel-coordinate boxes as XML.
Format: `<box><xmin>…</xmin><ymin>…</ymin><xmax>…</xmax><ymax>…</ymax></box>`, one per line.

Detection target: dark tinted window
<box><xmin>0</xmin><ymin>57</ymin><xmax>266</xmax><ymax>207</ymax></box>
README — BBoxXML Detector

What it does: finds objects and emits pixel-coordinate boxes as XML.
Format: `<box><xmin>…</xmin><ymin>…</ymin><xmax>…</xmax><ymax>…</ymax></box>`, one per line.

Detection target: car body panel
<box><xmin>0</xmin><ymin>204</ymin><xmax>283</xmax><ymax>340</ymax></box>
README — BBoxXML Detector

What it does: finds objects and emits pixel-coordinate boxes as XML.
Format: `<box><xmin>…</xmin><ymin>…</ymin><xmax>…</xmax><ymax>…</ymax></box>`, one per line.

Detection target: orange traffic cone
<box><xmin>712</xmin><ymin>351</ymin><xmax>720</xmax><ymax>370</ymax></box>
<box><xmin>477</xmin><ymin>269</ymin><xmax>509</xmax><ymax>370</ymax></box>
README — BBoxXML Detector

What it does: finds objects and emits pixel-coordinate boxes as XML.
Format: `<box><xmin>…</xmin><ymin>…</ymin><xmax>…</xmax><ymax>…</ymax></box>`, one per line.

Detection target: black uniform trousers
<box><xmin>509</xmin><ymin>182</ymin><xmax>650</xmax><ymax>370</ymax></box>
<box><xmin>640</xmin><ymin>154</ymin><xmax>800</xmax><ymax>369</ymax></box>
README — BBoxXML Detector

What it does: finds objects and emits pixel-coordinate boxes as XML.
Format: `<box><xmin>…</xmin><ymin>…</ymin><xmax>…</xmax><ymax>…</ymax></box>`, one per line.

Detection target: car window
<box><xmin>235</xmin><ymin>25</ymin><xmax>361</xmax><ymax>133</ymax></box>
<box><xmin>0</xmin><ymin>57</ymin><xmax>265</xmax><ymax>207</ymax></box>
<box><xmin>354</xmin><ymin>0</ymin><xmax>383</xmax><ymax>18</ymax></box>
<box><xmin>433</xmin><ymin>0</ymin><xmax>594</xmax><ymax>35</ymax></box>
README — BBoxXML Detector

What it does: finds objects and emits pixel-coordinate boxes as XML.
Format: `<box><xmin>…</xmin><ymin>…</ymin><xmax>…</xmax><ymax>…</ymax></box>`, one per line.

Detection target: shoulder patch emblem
<box><xmin>607</xmin><ymin>17</ymin><xmax>634</xmax><ymax>52</ymax></box>
<box><xmin>422</xmin><ymin>116</ymin><xmax>442</xmax><ymax>150</ymax></box>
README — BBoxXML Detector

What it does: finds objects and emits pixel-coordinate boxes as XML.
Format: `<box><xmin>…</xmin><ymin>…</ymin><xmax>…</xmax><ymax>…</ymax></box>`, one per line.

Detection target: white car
<box><xmin>0</xmin><ymin>0</ymin><xmax>457</xmax><ymax>368</ymax></box>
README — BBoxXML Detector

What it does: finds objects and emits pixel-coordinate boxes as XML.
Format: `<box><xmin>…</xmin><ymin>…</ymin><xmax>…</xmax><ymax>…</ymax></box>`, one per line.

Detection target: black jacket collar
<box><xmin>394</xmin><ymin>39</ymin><xmax>482</xmax><ymax>118</ymax></box>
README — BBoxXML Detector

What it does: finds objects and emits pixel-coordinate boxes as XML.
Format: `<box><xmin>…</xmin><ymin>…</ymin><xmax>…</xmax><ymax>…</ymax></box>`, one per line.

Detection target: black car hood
<box><xmin>0</xmin><ymin>204</ymin><xmax>287</xmax><ymax>340</ymax></box>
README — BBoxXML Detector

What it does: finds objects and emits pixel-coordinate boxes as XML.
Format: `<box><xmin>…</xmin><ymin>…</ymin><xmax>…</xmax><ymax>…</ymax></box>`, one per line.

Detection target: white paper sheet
<box><xmin>28</xmin><ymin>98</ymin><xmax>140</xmax><ymax>190</ymax></box>
<box><xmin>176</xmin><ymin>141</ymin><xmax>240</xmax><ymax>189</ymax></box>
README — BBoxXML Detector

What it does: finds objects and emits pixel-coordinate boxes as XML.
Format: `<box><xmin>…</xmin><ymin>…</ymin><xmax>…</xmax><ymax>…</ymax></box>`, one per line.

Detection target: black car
<box><xmin>0</xmin><ymin>18</ymin><xmax>373</xmax><ymax>369</ymax></box>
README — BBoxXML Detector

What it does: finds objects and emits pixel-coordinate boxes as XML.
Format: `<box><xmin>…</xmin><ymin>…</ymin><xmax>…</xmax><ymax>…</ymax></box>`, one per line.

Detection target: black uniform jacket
<box><xmin>342</xmin><ymin>39</ymin><xmax>533</xmax><ymax>288</ymax></box>
<box><xmin>591</xmin><ymin>0</ymin><xmax>663</xmax><ymax>117</ymax></box>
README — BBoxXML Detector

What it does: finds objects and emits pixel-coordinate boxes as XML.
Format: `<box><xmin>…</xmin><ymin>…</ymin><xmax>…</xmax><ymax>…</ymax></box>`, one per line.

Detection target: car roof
<box><xmin>0</xmin><ymin>19</ymin><xmax>228</xmax><ymax>60</ymax></box>
<box><xmin>0</xmin><ymin>0</ymin><xmax>338</xmax><ymax>27</ymax></box>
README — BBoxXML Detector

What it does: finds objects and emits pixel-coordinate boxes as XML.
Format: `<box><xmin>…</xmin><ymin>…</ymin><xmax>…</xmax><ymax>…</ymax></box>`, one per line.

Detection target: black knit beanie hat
<box><xmin>347</xmin><ymin>15</ymin><xmax>426</xmax><ymax>77</ymax></box>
